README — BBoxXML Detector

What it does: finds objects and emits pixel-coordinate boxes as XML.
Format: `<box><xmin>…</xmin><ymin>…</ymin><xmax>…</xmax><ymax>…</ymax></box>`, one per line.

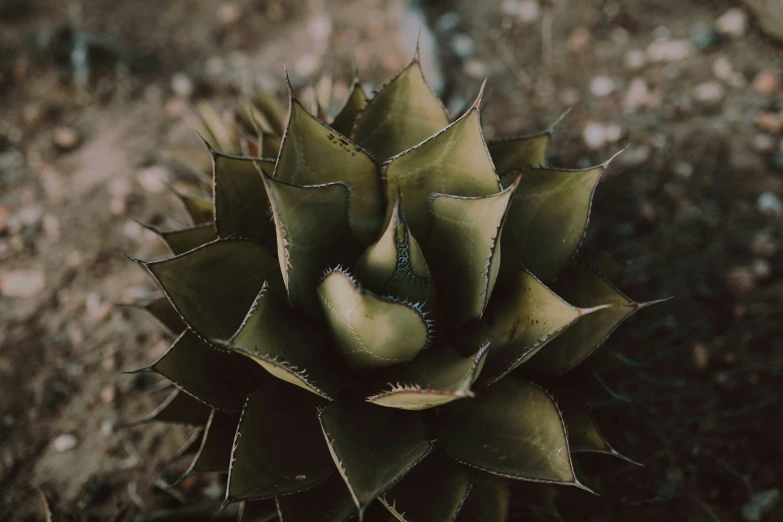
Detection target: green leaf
<box><xmin>140</xmin><ymin>239</ymin><xmax>283</xmax><ymax>340</ymax></box>
<box><xmin>274</xmin><ymin>84</ymin><xmax>382</xmax><ymax>245</ymax></box>
<box><xmin>527</xmin><ymin>264</ymin><xmax>662</xmax><ymax>374</ymax></box>
<box><xmin>428</xmin><ymin>177</ymin><xmax>520</xmax><ymax>325</ymax></box>
<box><xmin>275</xmin><ymin>475</ymin><xmax>356</xmax><ymax>522</ymax></box>
<box><xmin>379</xmin><ymin>449</ymin><xmax>473</xmax><ymax>522</ymax></box>
<box><xmin>438</xmin><ymin>378</ymin><xmax>582</xmax><ymax>487</ymax></box>
<box><xmin>144</xmin><ymin>223</ymin><xmax>217</xmax><ymax>256</ymax></box>
<box><xmin>351</xmin><ymin>56</ymin><xmax>450</xmax><ymax>163</ymax></box>
<box><xmin>250</xmin><ymin>89</ymin><xmax>287</xmax><ymax>136</ymax></box>
<box><xmin>383</xmin><ymin>87</ymin><xmax>501</xmax><ymax>242</ymax></box>
<box><xmin>454</xmin><ymin>473</ymin><xmax>510</xmax><ymax>522</ymax></box>
<box><xmin>260</xmin><ymin>132</ymin><xmax>282</xmax><ymax>159</ymax></box>
<box><xmin>331</xmin><ymin>80</ymin><xmax>367</xmax><ymax>136</ymax></box>
<box><xmin>123</xmin><ymin>388</ymin><xmax>211</xmax><ymax>427</ymax></box>
<box><xmin>486</xmin><ymin>109</ymin><xmax>569</xmax><ymax>175</ymax></box>
<box><xmin>212</xmin><ymin>151</ymin><xmax>276</xmax><ymax>243</ymax></box>
<box><xmin>220</xmin><ymin>283</ymin><xmax>348</xmax><ymax>399</ymax></box>
<box><xmin>182</xmin><ymin>410</ymin><xmax>239</xmax><ymax>476</ymax></box>
<box><xmin>262</xmin><ymin>174</ymin><xmax>362</xmax><ymax>315</ymax></box>
<box><xmin>500</xmin><ymin>155</ymin><xmax>619</xmax><ymax>281</ymax></box>
<box><xmin>558</xmin><ymin>392</ymin><xmax>640</xmax><ymax>465</ymax></box>
<box><xmin>318</xmin><ymin>401</ymin><xmax>434</xmax><ymax>515</ymax></box>
<box><xmin>120</xmin><ymin>296</ymin><xmax>186</xmax><ymax>336</ymax></box>
<box><xmin>317</xmin><ymin>269</ymin><xmax>432</xmax><ymax>369</ymax></box>
<box><xmin>477</xmin><ymin>267</ymin><xmax>608</xmax><ymax>386</ymax></box>
<box><xmin>176</xmin><ymin>192</ymin><xmax>213</xmax><ymax>225</ymax></box>
<box><xmin>136</xmin><ymin>330</ymin><xmax>267</xmax><ymax>411</ymax></box>
<box><xmin>576</xmin><ymin>249</ymin><xmax>626</xmax><ymax>281</ymax></box>
<box><xmin>238</xmin><ymin>501</ymin><xmax>279</xmax><ymax>522</ymax></box>
<box><xmin>226</xmin><ymin>382</ymin><xmax>333</xmax><ymax>502</ymax></box>
<box><xmin>366</xmin><ymin>344</ymin><xmax>488</xmax><ymax>410</ymax></box>
<box><xmin>191</xmin><ymin>101</ymin><xmax>241</xmax><ymax>154</ymax></box>
<box><xmin>354</xmin><ymin>196</ymin><xmax>436</xmax><ymax>308</ymax></box>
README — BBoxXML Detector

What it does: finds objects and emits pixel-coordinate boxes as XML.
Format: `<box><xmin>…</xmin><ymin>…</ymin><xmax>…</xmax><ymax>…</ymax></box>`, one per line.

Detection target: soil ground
<box><xmin>0</xmin><ymin>0</ymin><xmax>782</xmax><ymax>520</ymax></box>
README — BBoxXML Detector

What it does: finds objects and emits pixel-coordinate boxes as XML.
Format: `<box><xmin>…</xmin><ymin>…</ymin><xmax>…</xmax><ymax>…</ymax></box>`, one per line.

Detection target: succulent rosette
<box><xmin>126</xmin><ymin>50</ymin><xmax>658</xmax><ymax>522</ymax></box>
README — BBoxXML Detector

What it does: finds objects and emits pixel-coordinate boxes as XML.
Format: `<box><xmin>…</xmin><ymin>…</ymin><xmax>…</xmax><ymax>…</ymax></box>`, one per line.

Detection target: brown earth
<box><xmin>0</xmin><ymin>0</ymin><xmax>782</xmax><ymax>520</ymax></box>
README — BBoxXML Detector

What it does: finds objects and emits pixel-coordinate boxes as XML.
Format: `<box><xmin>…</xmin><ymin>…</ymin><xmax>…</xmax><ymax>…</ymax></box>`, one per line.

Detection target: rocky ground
<box><xmin>0</xmin><ymin>0</ymin><xmax>782</xmax><ymax>520</ymax></box>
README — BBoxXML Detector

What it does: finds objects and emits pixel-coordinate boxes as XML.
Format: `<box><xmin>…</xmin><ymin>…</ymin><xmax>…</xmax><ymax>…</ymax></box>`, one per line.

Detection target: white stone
<box><xmin>646</xmin><ymin>39</ymin><xmax>692</xmax><ymax>62</ymax></box>
<box><xmin>517</xmin><ymin>0</ymin><xmax>541</xmax><ymax>23</ymax></box>
<box><xmin>694</xmin><ymin>81</ymin><xmax>725</xmax><ymax>103</ymax></box>
<box><xmin>752</xmin><ymin>259</ymin><xmax>771</xmax><ymax>279</ymax></box>
<box><xmin>715</xmin><ymin>8</ymin><xmax>748</xmax><ymax>38</ymax></box>
<box><xmin>53</xmin><ymin>434</ymin><xmax>78</xmax><ymax>452</ymax></box>
<box><xmin>583</xmin><ymin>122</ymin><xmax>607</xmax><ymax>150</ymax></box>
<box><xmin>624</xmin><ymin>49</ymin><xmax>647</xmax><ymax>70</ymax></box>
<box><xmin>294</xmin><ymin>53</ymin><xmax>318</xmax><ymax>78</ymax></box>
<box><xmin>623</xmin><ymin>77</ymin><xmax>649</xmax><ymax>109</ymax></box>
<box><xmin>136</xmin><ymin>165</ymin><xmax>170</xmax><ymax>194</ymax></box>
<box><xmin>604</xmin><ymin>123</ymin><xmax>623</xmax><ymax>143</ymax></box>
<box><xmin>590</xmin><ymin>76</ymin><xmax>615</xmax><ymax>97</ymax></box>
<box><xmin>171</xmin><ymin>73</ymin><xmax>194</xmax><ymax>98</ymax></box>
<box><xmin>758</xmin><ymin>192</ymin><xmax>783</xmax><ymax>216</ymax></box>
<box><xmin>0</xmin><ymin>269</ymin><xmax>46</xmax><ymax>298</ymax></box>
<box><xmin>308</xmin><ymin>14</ymin><xmax>332</xmax><ymax>44</ymax></box>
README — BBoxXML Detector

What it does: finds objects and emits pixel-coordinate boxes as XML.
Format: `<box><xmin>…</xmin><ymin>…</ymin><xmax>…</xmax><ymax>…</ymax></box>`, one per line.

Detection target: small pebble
<box><xmin>101</xmin><ymin>420</ymin><xmax>115</xmax><ymax>437</ymax></box>
<box><xmin>308</xmin><ymin>14</ymin><xmax>332</xmax><ymax>44</ymax></box>
<box><xmin>693</xmin><ymin>81</ymin><xmax>724</xmax><ymax>104</ymax></box>
<box><xmin>86</xmin><ymin>293</ymin><xmax>112</xmax><ymax>322</ymax></box>
<box><xmin>674</xmin><ymin>162</ymin><xmax>694</xmax><ymax>179</ymax></box>
<box><xmin>693</xmin><ymin>343</ymin><xmax>709</xmax><ymax>371</ymax></box>
<box><xmin>450</xmin><ymin>34</ymin><xmax>474</xmax><ymax>59</ymax></box>
<box><xmin>624</xmin><ymin>49</ymin><xmax>647</xmax><ymax>70</ymax></box>
<box><xmin>137</xmin><ymin>165</ymin><xmax>170</xmax><ymax>194</ymax></box>
<box><xmin>756</xmin><ymin>112</ymin><xmax>783</xmax><ymax>133</ymax></box>
<box><xmin>715</xmin><ymin>8</ymin><xmax>748</xmax><ymax>38</ymax></box>
<box><xmin>53</xmin><ymin>434</ymin><xmax>78</xmax><ymax>452</ymax></box>
<box><xmin>583</xmin><ymin>122</ymin><xmax>607</xmax><ymax>150</ymax></box>
<box><xmin>218</xmin><ymin>2</ymin><xmax>241</xmax><ymax>24</ymax></box>
<box><xmin>623</xmin><ymin>77</ymin><xmax>649</xmax><ymax>109</ymax></box>
<box><xmin>725</xmin><ymin>266</ymin><xmax>756</xmax><ymax>296</ymax></box>
<box><xmin>753</xmin><ymin>134</ymin><xmax>776</xmax><ymax>152</ymax></box>
<box><xmin>0</xmin><ymin>269</ymin><xmax>46</xmax><ymax>298</ymax></box>
<box><xmin>590</xmin><ymin>76</ymin><xmax>615</xmax><ymax>97</ymax></box>
<box><xmin>100</xmin><ymin>386</ymin><xmax>116</xmax><ymax>404</ymax></box>
<box><xmin>647</xmin><ymin>39</ymin><xmax>692</xmax><ymax>62</ymax></box>
<box><xmin>516</xmin><ymin>0</ymin><xmax>541</xmax><ymax>23</ymax></box>
<box><xmin>752</xmin><ymin>259</ymin><xmax>771</xmax><ymax>279</ymax></box>
<box><xmin>752</xmin><ymin>71</ymin><xmax>780</xmax><ymax>95</ymax></box>
<box><xmin>604</xmin><ymin>122</ymin><xmax>623</xmax><ymax>143</ymax></box>
<box><xmin>758</xmin><ymin>192</ymin><xmax>783</xmax><ymax>216</ymax></box>
<box><xmin>712</xmin><ymin>56</ymin><xmax>733</xmax><ymax>81</ymax></box>
<box><xmin>53</xmin><ymin>127</ymin><xmax>81</xmax><ymax>150</ymax></box>
<box><xmin>568</xmin><ymin>27</ymin><xmax>591</xmax><ymax>53</ymax></box>
<box><xmin>170</xmin><ymin>73</ymin><xmax>194</xmax><ymax>98</ymax></box>
<box><xmin>652</xmin><ymin>26</ymin><xmax>671</xmax><ymax>40</ymax></box>
<box><xmin>462</xmin><ymin>59</ymin><xmax>487</xmax><ymax>79</ymax></box>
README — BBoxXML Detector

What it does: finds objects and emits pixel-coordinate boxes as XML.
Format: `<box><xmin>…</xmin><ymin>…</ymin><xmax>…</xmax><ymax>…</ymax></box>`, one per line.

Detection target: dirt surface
<box><xmin>1</xmin><ymin>0</ymin><xmax>782</xmax><ymax>520</ymax></box>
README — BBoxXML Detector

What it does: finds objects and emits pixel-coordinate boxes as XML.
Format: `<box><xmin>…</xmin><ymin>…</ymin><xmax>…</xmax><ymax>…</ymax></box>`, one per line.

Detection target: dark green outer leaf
<box><xmin>527</xmin><ymin>263</ymin><xmax>663</xmax><ymax>374</ymax></box>
<box><xmin>141</xmin><ymin>238</ymin><xmax>283</xmax><ymax>340</ymax></box>
<box><xmin>177</xmin><ymin>193</ymin><xmax>213</xmax><ymax>225</ymax></box>
<box><xmin>351</xmin><ymin>57</ymin><xmax>450</xmax><ymax>163</ymax></box>
<box><xmin>144</xmin><ymin>223</ymin><xmax>217</xmax><ymax>256</ymax></box>
<box><xmin>238</xmin><ymin>501</ymin><xmax>279</xmax><ymax>522</ymax></box>
<box><xmin>366</xmin><ymin>344</ymin><xmax>488</xmax><ymax>410</ymax></box>
<box><xmin>500</xmin><ymin>152</ymin><xmax>620</xmax><ymax>282</ymax></box>
<box><xmin>120</xmin><ymin>296</ymin><xmax>186</xmax><ymax>336</ymax></box>
<box><xmin>331</xmin><ymin>80</ymin><xmax>368</xmax><ymax>137</ymax></box>
<box><xmin>212</xmin><ymin>151</ymin><xmax>276</xmax><ymax>243</ymax></box>
<box><xmin>263</xmin><ymin>174</ymin><xmax>362</xmax><ymax>316</ymax></box>
<box><xmin>438</xmin><ymin>378</ymin><xmax>582</xmax><ymax>487</ymax></box>
<box><xmin>380</xmin><ymin>449</ymin><xmax>473</xmax><ymax>522</ymax></box>
<box><xmin>124</xmin><ymin>388</ymin><xmax>211</xmax><ymax>427</ymax></box>
<box><xmin>454</xmin><ymin>473</ymin><xmax>510</xmax><ymax>522</ymax></box>
<box><xmin>477</xmin><ymin>267</ymin><xmax>607</xmax><ymax>386</ymax></box>
<box><xmin>318</xmin><ymin>401</ymin><xmax>434</xmax><ymax>515</ymax></box>
<box><xmin>140</xmin><ymin>330</ymin><xmax>267</xmax><ymax>411</ymax></box>
<box><xmin>226</xmin><ymin>382</ymin><xmax>333</xmax><ymax>502</ymax></box>
<box><xmin>223</xmin><ymin>283</ymin><xmax>348</xmax><ymax>399</ymax></box>
<box><xmin>182</xmin><ymin>410</ymin><xmax>239</xmax><ymax>476</ymax></box>
<box><xmin>275</xmin><ymin>475</ymin><xmax>356</xmax><ymax>522</ymax></box>
<box><xmin>486</xmin><ymin>109</ymin><xmax>570</xmax><ymax>175</ymax></box>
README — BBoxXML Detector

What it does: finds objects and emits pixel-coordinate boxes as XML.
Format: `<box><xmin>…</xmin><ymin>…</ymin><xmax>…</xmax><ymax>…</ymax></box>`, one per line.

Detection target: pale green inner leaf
<box><xmin>331</xmin><ymin>82</ymin><xmax>368</xmax><ymax>137</ymax></box>
<box><xmin>317</xmin><ymin>270</ymin><xmax>430</xmax><ymax>369</ymax></box>
<box><xmin>213</xmin><ymin>154</ymin><xmax>275</xmax><ymax>243</ymax></box>
<box><xmin>488</xmin><ymin>133</ymin><xmax>550</xmax><ymax>175</ymax></box>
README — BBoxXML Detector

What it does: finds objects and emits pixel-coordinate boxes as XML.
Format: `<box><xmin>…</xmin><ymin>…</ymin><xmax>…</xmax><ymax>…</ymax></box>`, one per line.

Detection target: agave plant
<box><xmin>126</xmin><ymin>49</ymin><xmax>659</xmax><ymax>521</ymax></box>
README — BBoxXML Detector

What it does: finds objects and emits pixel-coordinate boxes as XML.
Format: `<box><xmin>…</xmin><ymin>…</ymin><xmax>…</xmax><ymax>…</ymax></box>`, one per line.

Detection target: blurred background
<box><xmin>0</xmin><ymin>0</ymin><xmax>782</xmax><ymax>520</ymax></box>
